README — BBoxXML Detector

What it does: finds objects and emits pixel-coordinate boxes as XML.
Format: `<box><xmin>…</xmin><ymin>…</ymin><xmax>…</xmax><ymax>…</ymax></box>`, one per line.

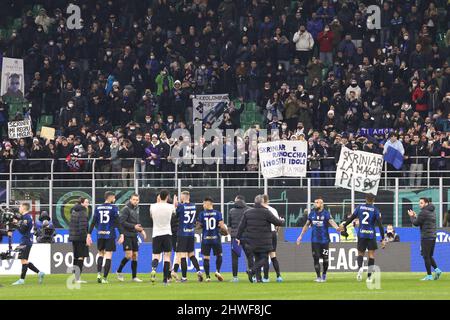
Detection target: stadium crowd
<box><xmin>0</xmin><ymin>0</ymin><xmax>449</xmax><ymax>186</ymax></box>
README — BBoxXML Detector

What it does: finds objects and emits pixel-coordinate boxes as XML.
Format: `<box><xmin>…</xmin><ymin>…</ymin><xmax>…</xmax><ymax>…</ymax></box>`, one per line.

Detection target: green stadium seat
<box><xmin>246</xmin><ymin>102</ymin><xmax>257</xmax><ymax>112</ymax></box>
<box><xmin>40</xmin><ymin>115</ymin><xmax>54</xmax><ymax>126</ymax></box>
<box><xmin>32</xmin><ymin>4</ymin><xmax>43</xmax><ymax>16</ymax></box>
<box><xmin>12</xmin><ymin>18</ymin><xmax>22</xmax><ymax>30</ymax></box>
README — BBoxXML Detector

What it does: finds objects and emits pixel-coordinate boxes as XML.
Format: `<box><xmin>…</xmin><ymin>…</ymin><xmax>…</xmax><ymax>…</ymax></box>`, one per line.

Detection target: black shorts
<box><xmin>97</xmin><ymin>238</ymin><xmax>116</xmax><ymax>252</ymax></box>
<box><xmin>172</xmin><ymin>234</ymin><xmax>178</xmax><ymax>250</ymax></box>
<box><xmin>18</xmin><ymin>244</ymin><xmax>32</xmax><ymax>260</ymax></box>
<box><xmin>271</xmin><ymin>232</ymin><xmax>278</xmax><ymax>252</ymax></box>
<box><xmin>123</xmin><ymin>236</ymin><xmax>139</xmax><ymax>252</ymax></box>
<box><xmin>201</xmin><ymin>242</ymin><xmax>222</xmax><ymax>256</ymax></box>
<box><xmin>357</xmin><ymin>238</ymin><xmax>378</xmax><ymax>252</ymax></box>
<box><xmin>176</xmin><ymin>236</ymin><xmax>195</xmax><ymax>253</ymax></box>
<box><xmin>311</xmin><ymin>242</ymin><xmax>329</xmax><ymax>259</ymax></box>
<box><xmin>153</xmin><ymin>235</ymin><xmax>172</xmax><ymax>254</ymax></box>
<box><xmin>72</xmin><ymin>241</ymin><xmax>89</xmax><ymax>259</ymax></box>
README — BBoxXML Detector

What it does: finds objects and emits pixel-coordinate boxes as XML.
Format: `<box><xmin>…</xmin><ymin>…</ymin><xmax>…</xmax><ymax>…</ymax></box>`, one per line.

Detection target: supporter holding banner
<box><xmin>8</xmin><ymin>119</ymin><xmax>32</xmax><ymax>139</ymax></box>
<box><xmin>192</xmin><ymin>94</ymin><xmax>230</xmax><ymax>128</ymax></box>
<box><xmin>258</xmin><ymin>140</ymin><xmax>308</xmax><ymax>178</ymax></box>
<box><xmin>1</xmin><ymin>57</ymin><xmax>25</xmax><ymax>100</ymax></box>
<box><xmin>335</xmin><ymin>146</ymin><xmax>384</xmax><ymax>195</ymax></box>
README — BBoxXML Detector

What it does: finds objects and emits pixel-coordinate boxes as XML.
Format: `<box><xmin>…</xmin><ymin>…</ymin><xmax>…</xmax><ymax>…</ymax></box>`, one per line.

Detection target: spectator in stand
<box><xmin>412</xmin><ymin>80</ymin><xmax>430</xmax><ymax>119</ymax></box>
<box><xmin>292</xmin><ymin>25</ymin><xmax>314</xmax><ymax>67</ymax></box>
<box><xmin>317</xmin><ymin>25</ymin><xmax>334</xmax><ymax>67</ymax></box>
<box><xmin>0</xmin><ymin>0</ymin><xmax>446</xmax><ymax>186</ymax></box>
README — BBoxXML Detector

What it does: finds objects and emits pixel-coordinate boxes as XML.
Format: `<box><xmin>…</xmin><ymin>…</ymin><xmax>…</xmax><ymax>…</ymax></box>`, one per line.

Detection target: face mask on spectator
<box><xmin>76</xmin><ymin>92</ymin><xmax>81</xmax><ymax>97</ymax></box>
<box><xmin>68</xmin><ymin>103</ymin><xmax>74</xmax><ymax>108</ymax></box>
<box><xmin>168</xmin><ymin>118</ymin><xmax>174</xmax><ymax>123</ymax></box>
<box><xmin>91</xmin><ymin>136</ymin><xmax>97</xmax><ymax>142</ymax></box>
<box><xmin>282</xmin><ymin>125</ymin><xmax>288</xmax><ymax>130</ymax></box>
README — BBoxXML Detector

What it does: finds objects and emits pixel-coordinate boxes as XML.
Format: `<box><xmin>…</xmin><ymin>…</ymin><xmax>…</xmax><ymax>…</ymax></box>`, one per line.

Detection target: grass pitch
<box><xmin>0</xmin><ymin>272</ymin><xmax>449</xmax><ymax>300</ymax></box>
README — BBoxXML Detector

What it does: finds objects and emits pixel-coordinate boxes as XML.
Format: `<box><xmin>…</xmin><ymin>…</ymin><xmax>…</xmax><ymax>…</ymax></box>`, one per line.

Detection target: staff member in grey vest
<box><xmin>236</xmin><ymin>195</ymin><xmax>284</xmax><ymax>283</ymax></box>
<box><xmin>408</xmin><ymin>198</ymin><xmax>442</xmax><ymax>281</ymax></box>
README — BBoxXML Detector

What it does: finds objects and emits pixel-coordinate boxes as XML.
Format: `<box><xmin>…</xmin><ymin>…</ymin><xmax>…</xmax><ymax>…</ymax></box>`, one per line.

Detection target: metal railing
<box><xmin>0</xmin><ymin>157</ymin><xmax>448</xmax><ymax>229</ymax></box>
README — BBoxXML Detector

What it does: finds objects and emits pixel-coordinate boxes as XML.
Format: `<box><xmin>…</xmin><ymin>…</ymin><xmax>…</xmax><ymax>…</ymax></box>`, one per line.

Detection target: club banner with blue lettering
<box><xmin>258</xmin><ymin>141</ymin><xmax>308</xmax><ymax>178</ymax></box>
<box><xmin>335</xmin><ymin>146</ymin><xmax>384</xmax><ymax>195</ymax></box>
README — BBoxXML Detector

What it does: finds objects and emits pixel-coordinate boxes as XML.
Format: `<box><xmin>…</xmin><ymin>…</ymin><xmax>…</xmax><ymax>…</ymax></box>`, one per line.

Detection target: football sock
<box><xmin>21</xmin><ymin>264</ymin><xmax>28</xmax><ymax>280</ymax></box>
<box><xmin>322</xmin><ymin>258</ymin><xmax>329</xmax><ymax>275</ymax></box>
<box><xmin>131</xmin><ymin>260</ymin><xmax>137</xmax><ymax>278</ymax></box>
<box><xmin>163</xmin><ymin>261</ymin><xmax>170</xmax><ymax>282</ymax></box>
<box><xmin>313</xmin><ymin>257</ymin><xmax>321</xmax><ymax>277</ymax></box>
<box><xmin>190</xmin><ymin>256</ymin><xmax>201</xmax><ymax>272</ymax></box>
<box><xmin>368</xmin><ymin>258</ymin><xmax>375</xmax><ymax>277</ymax></box>
<box><xmin>104</xmin><ymin>259</ymin><xmax>112</xmax><ymax>278</ymax></box>
<box><xmin>27</xmin><ymin>262</ymin><xmax>40</xmax><ymax>273</ymax></box>
<box><xmin>151</xmin><ymin>259</ymin><xmax>159</xmax><ymax>270</ymax></box>
<box><xmin>216</xmin><ymin>255</ymin><xmax>222</xmax><ymax>273</ymax></box>
<box><xmin>272</xmin><ymin>257</ymin><xmax>281</xmax><ymax>277</ymax></box>
<box><xmin>204</xmin><ymin>259</ymin><xmax>210</xmax><ymax>277</ymax></box>
<box><xmin>97</xmin><ymin>256</ymin><xmax>104</xmax><ymax>274</ymax></box>
<box><xmin>117</xmin><ymin>257</ymin><xmax>129</xmax><ymax>273</ymax></box>
<box><xmin>263</xmin><ymin>260</ymin><xmax>269</xmax><ymax>279</ymax></box>
<box><xmin>174</xmin><ymin>263</ymin><xmax>180</xmax><ymax>273</ymax></box>
<box><xmin>74</xmin><ymin>259</ymin><xmax>84</xmax><ymax>280</ymax></box>
<box><xmin>78</xmin><ymin>259</ymin><xmax>84</xmax><ymax>274</ymax></box>
<box><xmin>357</xmin><ymin>255</ymin><xmax>364</xmax><ymax>269</ymax></box>
<box><xmin>181</xmin><ymin>258</ymin><xmax>187</xmax><ymax>278</ymax></box>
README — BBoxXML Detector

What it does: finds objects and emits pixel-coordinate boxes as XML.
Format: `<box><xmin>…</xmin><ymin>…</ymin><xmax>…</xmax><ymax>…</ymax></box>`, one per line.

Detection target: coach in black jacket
<box><xmin>236</xmin><ymin>195</ymin><xmax>284</xmax><ymax>283</ymax></box>
<box><xmin>69</xmin><ymin>197</ymin><xmax>89</xmax><ymax>283</ymax></box>
<box><xmin>229</xmin><ymin>195</ymin><xmax>254</xmax><ymax>280</ymax></box>
<box><xmin>408</xmin><ymin>197</ymin><xmax>442</xmax><ymax>280</ymax></box>
<box><xmin>116</xmin><ymin>193</ymin><xmax>146</xmax><ymax>282</ymax></box>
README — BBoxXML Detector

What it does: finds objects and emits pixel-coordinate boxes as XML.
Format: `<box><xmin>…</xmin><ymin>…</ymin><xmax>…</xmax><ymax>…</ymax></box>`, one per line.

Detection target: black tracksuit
<box><xmin>410</xmin><ymin>204</ymin><xmax>438</xmax><ymax>275</ymax></box>
<box><xmin>229</xmin><ymin>200</ymin><xmax>254</xmax><ymax>277</ymax></box>
<box><xmin>237</xmin><ymin>204</ymin><xmax>284</xmax><ymax>276</ymax></box>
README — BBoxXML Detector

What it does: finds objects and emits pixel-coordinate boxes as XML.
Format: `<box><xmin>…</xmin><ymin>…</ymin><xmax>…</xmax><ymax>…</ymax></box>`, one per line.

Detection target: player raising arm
<box><xmin>296</xmin><ymin>197</ymin><xmax>340</xmax><ymax>282</ymax></box>
<box><xmin>340</xmin><ymin>194</ymin><xmax>386</xmax><ymax>283</ymax></box>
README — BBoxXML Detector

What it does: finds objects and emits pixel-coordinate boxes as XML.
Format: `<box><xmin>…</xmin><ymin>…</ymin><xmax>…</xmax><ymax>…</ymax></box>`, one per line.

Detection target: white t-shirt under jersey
<box><xmin>150</xmin><ymin>202</ymin><xmax>175</xmax><ymax>238</ymax></box>
<box><xmin>267</xmin><ymin>206</ymin><xmax>280</xmax><ymax>232</ymax></box>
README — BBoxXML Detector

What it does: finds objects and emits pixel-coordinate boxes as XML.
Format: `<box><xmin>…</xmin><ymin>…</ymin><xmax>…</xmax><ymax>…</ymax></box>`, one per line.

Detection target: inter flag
<box><xmin>383</xmin><ymin>146</ymin><xmax>404</xmax><ymax>170</ymax></box>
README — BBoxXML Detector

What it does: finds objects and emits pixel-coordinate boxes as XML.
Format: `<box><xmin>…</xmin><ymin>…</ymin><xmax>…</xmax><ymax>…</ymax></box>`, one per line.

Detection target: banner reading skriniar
<box><xmin>335</xmin><ymin>146</ymin><xmax>384</xmax><ymax>195</ymax></box>
<box><xmin>258</xmin><ymin>140</ymin><xmax>308</xmax><ymax>178</ymax></box>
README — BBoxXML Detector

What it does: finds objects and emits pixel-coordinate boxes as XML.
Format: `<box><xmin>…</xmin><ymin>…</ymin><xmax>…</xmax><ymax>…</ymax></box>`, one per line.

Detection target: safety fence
<box><xmin>0</xmin><ymin>157</ymin><xmax>448</xmax><ymax>229</ymax></box>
